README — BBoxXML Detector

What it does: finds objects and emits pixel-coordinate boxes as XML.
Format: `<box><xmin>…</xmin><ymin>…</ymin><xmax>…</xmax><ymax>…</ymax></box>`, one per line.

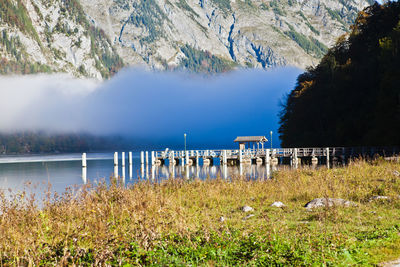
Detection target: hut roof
<box><xmin>234</xmin><ymin>136</ymin><xmax>268</xmax><ymax>143</ymax></box>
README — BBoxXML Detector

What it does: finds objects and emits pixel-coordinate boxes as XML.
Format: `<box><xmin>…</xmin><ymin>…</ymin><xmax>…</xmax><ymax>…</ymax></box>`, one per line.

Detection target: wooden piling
<box><xmin>82</xmin><ymin>153</ymin><xmax>87</xmax><ymax>184</ymax></box>
<box><xmin>185</xmin><ymin>151</ymin><xmax>189</xmax><ymax>166</ymax></box>
<box><xmin>140</xmin><ymin>151</ymin><xmax>144</xmax><ymax>165</ymax></box>
<box><xmin>129</xmin><ymin>152</ymin><xmax>133</xmax><ymax>179</ymax></box>
<box><xmin>222</xmin><ymin>150</ymin><xmax>226</xmax><ymax>165</ymax></box>
<box><xmin>326</xmin><ymin>147</ymin><xmax>330</xmax><ymax>169</ymax></box>
<box><xmin>121</xmin><ymin>152</ymin><xmax>125</xmax><ymax>179</ymax></box>
<box><xmin>145</xmin><ymin>151</ymin><xmax>149</xmax><ymax>166</ymax></box>
<box><xmin>114</xmin><ymin>152</ymin><xmax>118</xmax><ymax>178</ymax></box>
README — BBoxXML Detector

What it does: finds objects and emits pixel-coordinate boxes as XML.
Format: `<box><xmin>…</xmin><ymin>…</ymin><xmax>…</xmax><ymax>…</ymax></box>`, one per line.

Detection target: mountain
<box><xmin>0</xmin><ymin>0</ymin><xmax>373</xmax><ymax>79</ymax></box>
<box><xmin>0</xmin><ymin>0</ymin><xmax>123</xmax><ymax>79</ymax></box>
<box><xmin>278</xmin><ymin>2</ymin><xmax>400</xmax><ymax>147</ymax></box>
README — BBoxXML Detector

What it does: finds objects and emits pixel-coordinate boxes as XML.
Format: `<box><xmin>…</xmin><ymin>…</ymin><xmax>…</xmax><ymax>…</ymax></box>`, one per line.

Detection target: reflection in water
<box><xmin>153</xmin><ymin>163</ymin><xmax>272</xmax><ymax>181</ymax></box>
<box><xmin>0</xmin><ymin>153</ymin><xmax>299</xmax><ymax>197</ymax></box>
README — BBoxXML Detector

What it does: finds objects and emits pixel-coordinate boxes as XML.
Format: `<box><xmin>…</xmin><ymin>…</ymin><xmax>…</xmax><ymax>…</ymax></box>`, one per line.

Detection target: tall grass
<box><xmin>1</xmin><ymin>159</ymin><xmax>400</xmax><ymax>265</ymax></box>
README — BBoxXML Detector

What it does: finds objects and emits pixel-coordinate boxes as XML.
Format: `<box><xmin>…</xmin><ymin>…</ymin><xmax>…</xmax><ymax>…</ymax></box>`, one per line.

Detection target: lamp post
<box><xmin>270</xmin><ymin>131</ymin><xmax>273</xmax><ymax>149</ymax></box>
<box><xmin>184</xmin><ymin>133</ymin><xmax>187</xmax><ymax>153</ymax></box>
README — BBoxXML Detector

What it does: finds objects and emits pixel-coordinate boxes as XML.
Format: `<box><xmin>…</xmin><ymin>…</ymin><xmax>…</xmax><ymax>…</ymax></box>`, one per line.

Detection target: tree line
<box><xmin>279</xmin><ymin>2</ymin><xmax>400</xmax><ymax>147</ymax></box>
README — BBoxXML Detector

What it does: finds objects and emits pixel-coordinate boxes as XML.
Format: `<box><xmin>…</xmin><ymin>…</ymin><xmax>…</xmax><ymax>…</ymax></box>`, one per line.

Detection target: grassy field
<box><xmin>1</xmin><ymin>159</ymin><xmax>400</xmax><ymax>265</ymax></box>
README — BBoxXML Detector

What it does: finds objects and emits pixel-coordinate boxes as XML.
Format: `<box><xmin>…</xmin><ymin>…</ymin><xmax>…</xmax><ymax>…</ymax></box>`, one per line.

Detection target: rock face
<box><xmin>80</xmin><ymin>0</ymin><xmax>373</xmax><ymax>71</ymax></box>
<box><xmin>304</xmin><ymin>198</ymin><xmax>356</xmax><ymax>209</ymax></box>
<box><xmin>0</xmin><ymin>0</ymin><xmax>123</xmax><ymax>79</ymax></box>
<box><xmin>0</xmin><ymin>0</ymin><xmax>373</xmax><ymax>78</ymax></box>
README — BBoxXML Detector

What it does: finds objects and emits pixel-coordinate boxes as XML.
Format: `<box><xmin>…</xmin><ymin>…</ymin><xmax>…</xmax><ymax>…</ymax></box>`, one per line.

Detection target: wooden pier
<box><xmin>145</xmin><ymin>147</ymin><xmax>399</xmax><ymax>168</ymax></box>
<box><xmin>79</xmin><ymin>146</ymin><xmax>398</xmax><ymax>182</ymax></box>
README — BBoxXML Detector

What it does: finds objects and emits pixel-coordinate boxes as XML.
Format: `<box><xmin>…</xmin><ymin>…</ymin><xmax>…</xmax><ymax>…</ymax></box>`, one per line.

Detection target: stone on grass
<box><xmin>270</xmin><ymin>201</ymin><xmax>286</xmax><ymax>208</ymax></box>
<box><xmin>219</xmin><ymin>216</ymin><xmax>225</xmax><ymax>222</ymax></box>
<box><xmin>242</xmin><ymin>214</ymin><xmax>255</xmax><ymax>220</ymax></box>
<box><xmin>369</xmin><ymin>196</ymin><xmax>391</xmax><ymax>202</ymax></box>
<box><xmin>241</xmin><ymin>205</ymin><xmax>254</xmax><ymax>212</ymax></box>
<box><xmin>394</xmin><ymin>170</ymin><xmax>400</xmax><ymax>177</ymax></box>
<box><xmin>304</xmin><ymin>198</ymin><xmax>356</xmax><ymax>209</ymax></box>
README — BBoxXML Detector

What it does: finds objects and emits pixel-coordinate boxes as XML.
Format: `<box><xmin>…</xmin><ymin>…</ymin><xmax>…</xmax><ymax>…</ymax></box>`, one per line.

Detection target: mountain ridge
<box><xmin>0</xmin><ymin>0</ymin><xmax>374</xmax><ymax>79</ymax></box>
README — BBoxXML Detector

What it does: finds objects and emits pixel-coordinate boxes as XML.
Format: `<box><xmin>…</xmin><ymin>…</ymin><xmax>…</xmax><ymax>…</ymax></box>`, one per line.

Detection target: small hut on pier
<box><xmin>234</xmin><ymin>136</ymin><xmax>268</xmax><ymax>151</ymax></box>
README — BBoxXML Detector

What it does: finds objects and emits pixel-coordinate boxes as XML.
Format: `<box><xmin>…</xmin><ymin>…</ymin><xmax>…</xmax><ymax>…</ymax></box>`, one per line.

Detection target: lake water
<box><xmin>0</xmin><ymin>152</ymin><xmax>274</xmax><ymax>195</ymax></box>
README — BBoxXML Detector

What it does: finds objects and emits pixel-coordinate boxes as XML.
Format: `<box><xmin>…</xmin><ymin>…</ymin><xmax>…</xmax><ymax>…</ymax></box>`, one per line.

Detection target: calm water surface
<box><xmin>0</xmin><ymin>152</ymin><xmax>274</xmax><ymax>195</ymax></box>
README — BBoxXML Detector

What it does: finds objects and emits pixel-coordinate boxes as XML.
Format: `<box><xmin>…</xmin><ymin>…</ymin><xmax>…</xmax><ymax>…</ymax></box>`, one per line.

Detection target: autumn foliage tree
<box><xmin>279</xmin><ymin>2</ymin><xmax>400</xmax><ymax>147</ymax></box>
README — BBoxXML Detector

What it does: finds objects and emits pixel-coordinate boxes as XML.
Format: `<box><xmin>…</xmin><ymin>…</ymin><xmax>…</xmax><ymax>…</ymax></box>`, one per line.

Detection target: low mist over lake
<box><xmin>0</xmin><ymin>67</ymin><xmax>301</xmax><ymax>148</ymax></box>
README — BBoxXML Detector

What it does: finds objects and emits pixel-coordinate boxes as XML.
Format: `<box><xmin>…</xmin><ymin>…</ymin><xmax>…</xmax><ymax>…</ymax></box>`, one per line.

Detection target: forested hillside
<box><xmin>0</xmin><ymin>132</ymin><xmax>130</xmax><ymax>154</ymax></box>
<box><xmin>279</xmin><ymin>2</ymin><xmax>400</xmax><ymax>147</ymax></box>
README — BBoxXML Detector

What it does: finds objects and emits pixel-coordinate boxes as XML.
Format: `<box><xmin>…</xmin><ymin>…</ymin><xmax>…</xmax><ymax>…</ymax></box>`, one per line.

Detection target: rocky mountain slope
<box><xmin>0</xmin><ymin>0</ymin><xmax>374</xmax><ymax>78</ymax></box>
<box><xmin>0</xmin><ymin>0</ymin><xmax>123</xmax><ymax>79</ymax></box>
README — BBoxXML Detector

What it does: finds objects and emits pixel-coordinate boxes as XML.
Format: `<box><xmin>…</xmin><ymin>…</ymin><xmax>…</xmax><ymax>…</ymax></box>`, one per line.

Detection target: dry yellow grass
<box><xmin>0</xmin><ymin>158</ymin><xmax>400</xmax><ymax>265</ymax></box>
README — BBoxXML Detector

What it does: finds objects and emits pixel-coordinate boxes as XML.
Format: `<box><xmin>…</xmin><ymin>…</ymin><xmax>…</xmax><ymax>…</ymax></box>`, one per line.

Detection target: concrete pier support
<box><xmin>265</xmin><ymin>149</ymin><xmax>270</xmax><ymax>165</ymax></box>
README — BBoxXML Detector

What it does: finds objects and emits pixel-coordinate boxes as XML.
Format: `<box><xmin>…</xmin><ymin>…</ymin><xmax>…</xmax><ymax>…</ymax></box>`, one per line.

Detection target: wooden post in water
<box><xmin>145</xmin><ymin>151</ymin><xmax>149</xmax><ymax>166</ymax></box>
<box><xmin>140</xmin><ymin>151</ymin><xmax>144</xmax><ymax>165</ymax></box>
<box><xmin>266</xmin><ymin>149</ymin><xmax>270</xmax><ymax>165</ymax></box>
<box><xmin>114</xmin><ymin>152</ymin><xmax>118</xmax><ymax>178</ymax></box>
<box><xmin>82</xmin><ymin>153</ymin><xmax>87</xmax><ymax>184</ymax></box>
<box><xmin>129</xmin><ymin>152</ymin><xmax>133</xmax><ymax>179</ymax></box>
<box><xmin>121</xmin><ymin>152</ymin><xmax>125</xmax><ymax>179</ymax></box>
<box><xmin>326</xmin><ymin>147</ymin><xmax>330</xmax><ymax>169</ymax></box>
<box><xmin>223</xmin><ymin>150</ymin><xmax>227</xmax><ymax>165</ymax></box>
<box><xmin>185</xmin><ymin>165</ymin><xmax>189</xmax><ymax>179</ymax></box>
<box><xmin>151</xmin><ymin>151</ymin><xmax>155</xmax><ymax>166</ymax></box>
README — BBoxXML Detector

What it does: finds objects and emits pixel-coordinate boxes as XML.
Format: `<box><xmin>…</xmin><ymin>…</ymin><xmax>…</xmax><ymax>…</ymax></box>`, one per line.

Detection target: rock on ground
<box><xmin>304</xmin><ymin>198</ymin><xmax>356</xmax><ymax>209</ymax></box>
<box><xmin>270</xmin><ymin>201</ymin><xmax>286</xmax><ymax>208</ymax></box>
<box><xmin>369</xmin><ymin>196</ymin><xmax>391</xmax><ymax>202</ymax></box>
<box><xmin>242</xmin><ymin>214</ymin><xmax>255</xmax><ymax>220</ymax></box>
<box><xmin>241</xmin><ymin>205</ymin><xmax>254</xmax><ymax>212</ymax></box>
